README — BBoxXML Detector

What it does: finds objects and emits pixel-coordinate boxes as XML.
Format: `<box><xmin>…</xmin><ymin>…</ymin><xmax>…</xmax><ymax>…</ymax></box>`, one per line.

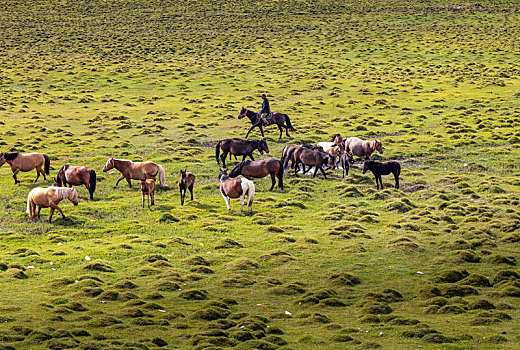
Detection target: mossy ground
<box><xmin>1</xmin><ymin>0</ymin><xmax>520</xmax><ymax>349</ymax></box>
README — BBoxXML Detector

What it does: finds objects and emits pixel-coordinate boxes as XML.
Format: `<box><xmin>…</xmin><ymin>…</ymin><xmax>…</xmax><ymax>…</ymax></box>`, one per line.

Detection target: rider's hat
<box><xmin>260</xmin><ymin>94</ymin><xmax>266</xmax><ymax>97</ymax></box>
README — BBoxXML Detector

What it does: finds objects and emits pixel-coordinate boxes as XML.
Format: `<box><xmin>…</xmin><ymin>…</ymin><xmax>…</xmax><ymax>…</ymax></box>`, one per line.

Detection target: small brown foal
<box><xmin>140</xmin><ymin>177</ymin><xmax>155</xmax><ymax>209</ymax></box>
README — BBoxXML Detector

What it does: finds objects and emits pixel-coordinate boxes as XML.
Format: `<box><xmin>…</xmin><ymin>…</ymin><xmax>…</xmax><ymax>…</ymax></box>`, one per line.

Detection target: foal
<box><xmin>362</xmin><ymin>160</ymin><xmax>401</xmax><ymax>190</ymax></box>
<box><xmin>340</xmin><ymin>152</ymin><xmax>354</xmax><ymax>178</ymax></box>
<box><xmin>178</xmin><ymin>170</ymin><xmax>195</xmax><ymax>206</ymax></box>
<box><xmin>140</xmin><ymin>177</ymin><xmax>155</xmax><ymax>209</ymax></box>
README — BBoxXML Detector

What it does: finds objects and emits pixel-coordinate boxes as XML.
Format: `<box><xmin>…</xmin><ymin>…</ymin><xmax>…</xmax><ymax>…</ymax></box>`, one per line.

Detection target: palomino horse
<box><xmin>238</xmin><ymin>107</ymin><xmax>295</xmax><ymax>139</ymax></box>
<box><xmin>286</xmin><ymin>147</ymin><xmax>336</xmax><ymax>178</ymax></box>
<box><xmin>178</xmin><ymin>169</ymin><xmax>195</xmax><ymax>206</ymax></box>
<box><xmin>218</xmin><ymin>168</ymin><xmax>255</xmax><ymax>213</ymax></box>
<box><xmin>54</xmin><ymin>164</ymin><xmax>97</xmax><ymax>200</ymax></box>
<box><xmin>229</xmin><ymin>159</ymin><xmax>283</xmax><ymax>191</ymax></box>
<box><xmin>102</xmin><ymin>157</ymin><xmax>166</xmax><ymax>188</ymax></box>
<box><xmin>140</xmin><ymin>177</ymin><xmax>155</xmax><ymax>209</ymax></box>
<box><xmin>344</xmin><ymin>137</ymin><xmax>383</xmax><ymax>160</ymax></box>
<box><xmin>26</xmin><ymin>186</ymin><xmax>79</xmax><ymax>222</ymax></box>
<box><xmin>215</xmin><ymin>138</ymin><xmax>269</xmax><ymax>168</ymax></box>
<box><xmin>362</xmin><ymin>160</ymin><xmax>401</xmax><ymax>190</ymax></box>
<box><xmin>0</xmin><ymin>152</ymin><xmax>50</xmax><ymax>184</ymax></box>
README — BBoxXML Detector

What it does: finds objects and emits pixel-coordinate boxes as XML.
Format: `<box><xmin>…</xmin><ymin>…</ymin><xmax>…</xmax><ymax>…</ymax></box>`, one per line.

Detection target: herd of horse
<box><xmin>0</xmin><ymin>108</ymin><xmax>401</xmax><ymax>221</ymax></box>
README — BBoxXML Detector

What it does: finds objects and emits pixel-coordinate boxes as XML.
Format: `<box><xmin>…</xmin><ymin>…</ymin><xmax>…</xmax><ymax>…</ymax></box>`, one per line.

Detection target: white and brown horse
<box><xmin>0</xmin><ymin>152</ymin><xmax>50</xmax><ymax>184</ymax></box>
<box><xmin>344</xmin><ymin>137</ymin><xmax>383</xmax><ymax>160</ymax></box>
<box><xmin>102</xmin><ymin>157</ymin><xmax>166</xmax><ymax>188</ymax></box>
<box><xmin>26</xmin><ymin>186</ymin><xmax>79</xmax><ymax>222</ymax></box>
<box><xmin>218</xmin><ymin>169</ymin><xmax>255</xmax><ymax>213</ymax></box>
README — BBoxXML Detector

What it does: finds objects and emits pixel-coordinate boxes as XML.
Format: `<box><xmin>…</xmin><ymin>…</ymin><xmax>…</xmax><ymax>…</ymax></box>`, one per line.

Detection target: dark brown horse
<box><xmin>340</xmin><ymin>152</ymin><xmax>354</xmax><ymax>178</ymax></box>
<box><xmin>229</xmin><ymin>159</ymin><xmax>283</xmax><ymax>191</ymax></box>
<box><xmin>215</xmin><ymin>138</ymin><xmax>269</xmax><ymax>168</ymax></box>
<box><xmin>54</xmin><ymin>164</ymin><xmax>97</xmax><ymax>200</ymax></box>
<box><xmin>0</xmin><ymin>152</ymin><xmax>50</xmax><ymax>184</ymax></box>
<box><xmin>238</xmin><ymin>107</ymin><xmax>295</xmax><ymax>139</ymax></box>
<box><xmin>281</xmin><ymin>144</ymin><xmax>324</xmax><ymax>172</ymax></box>
<box><xmin>286</xmin><ymin>147</ymin><xmax>335</xmax><ymax>178</ymax></box>
<box><xmin>178</xmin><ymin>169</ymin><xmax>195</xmax><ymax>206</ymax></box>
<box><xmin>362</xmin><ymin>160</ymin><xmax>401</xmax><ymax>190</ymax></box>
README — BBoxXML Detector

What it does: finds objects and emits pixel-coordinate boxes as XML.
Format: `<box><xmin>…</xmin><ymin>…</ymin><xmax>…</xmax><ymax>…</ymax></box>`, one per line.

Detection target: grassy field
<box><xmin>1</xmin><ymin>0</ymin><xmax>520</xmax><ymax>349</ymax></box>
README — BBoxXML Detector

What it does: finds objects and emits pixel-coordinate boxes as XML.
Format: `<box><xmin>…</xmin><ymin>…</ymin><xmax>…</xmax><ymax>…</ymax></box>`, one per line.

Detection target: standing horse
<box><xmin>102</xmin><ymin>157</ymin><xmax>166</xmax><ymax>188</ymax></box>
<box><xmin>229</xmin><ymin>159</ymin><xmax>283</xmax><ymax>191</ymax></box>
<box><xmin>281</xmin><ymin>144</ymin><xmax>324</xmax><ymax>173</ymax></box>
<box><xmin>140</xmin><ymin>177</ymin><xmax>156</xmax><ymax>209</ymax></box>
<box><xmin>287</xmin><ymin>147</ymin><xmax>335</xmax><ymax>178</ymax></box>
<box><xmin>344</xmin><ymin>137</ymin><xmax>383</xmax><ymax>160</ymax></box>
<box><xmin>0</xmin><ymin>152</ymin><xmax>50</xmax><ymax>184</ymax></box>
<box><xmin>26</xmin><ymin>186</ymin><xmax>78</xmax><ymax>222</ymax></box>
<box><xmin>340</xmin><ymin>152</ymin><xmax>354</xmax><ymax>178</ymax></box>
<box><xmin>215</xmin><ymin>138</ymin><xmax>269</xmax><ymax>168</ymax></box>
<box><xmin>54</xmin><ymin>164</ymin><xmax>97</xmax><ymax>200</ymax></box>
<box><xmin>178</xmin><ymin>169</ymin><xmax>195</xmax><ymax>206</ymax></box>
<box><xmin>362</xmin><ymin>160</ymin><xmax>401</xmax><ymax>190</ymax></box>
<box><xmin>317</xmin><ymin>134</ymin><xmax>345</xmax><ymax>153</ymax></box>
<box><xmin>238</xmin><ymin>107</ymin><xmax>295</xmax><ymax>139</ymax></box>
<box><xmin>218</xmin><ymin>169</ymin><xmax>255</xmax><ymax>213</ymax></box>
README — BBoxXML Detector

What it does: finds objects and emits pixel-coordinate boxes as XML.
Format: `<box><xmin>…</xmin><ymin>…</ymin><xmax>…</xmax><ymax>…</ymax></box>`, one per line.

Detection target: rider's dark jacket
<box><xmin>260</xmin><ymin>98</ymin><xmax>270</xmax><ymax>114</ymax></box>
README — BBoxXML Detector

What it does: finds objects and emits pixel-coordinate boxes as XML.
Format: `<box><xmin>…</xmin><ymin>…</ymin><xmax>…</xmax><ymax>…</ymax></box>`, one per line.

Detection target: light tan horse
<box><xmin>26</xmin><ymin>186</ymin><xmax>79</xmax><ymax>222</ymax></box>
<box><xmin>102</xmin><ymin>157</ymin><xmax>166</xmax><ymax>188</ymax></box>
<box><xmin>344</xmin><ymin>137</ymin><xmax>383</xmax><ymax>160</ymax></box>
<box><xmin>0</xmin><ymin>152</ymin><xmax>50</xmax><ymax>184</ymax></box>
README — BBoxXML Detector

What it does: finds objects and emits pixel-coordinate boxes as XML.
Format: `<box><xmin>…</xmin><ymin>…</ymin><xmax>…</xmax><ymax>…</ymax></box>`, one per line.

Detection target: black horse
<box><xmin>215</xmin><ymin>138</ymin><xmax>269</xmax><ymax>168</ymax></box>
<box><xmin>362</xmin><ymin>160</ymin><xmax>401</xmax><ymax>190</ymax></box>
<box><xmin>238</xmin><ymin>107</ymin><xmax>295</xmax><ymax>140</ymax></box>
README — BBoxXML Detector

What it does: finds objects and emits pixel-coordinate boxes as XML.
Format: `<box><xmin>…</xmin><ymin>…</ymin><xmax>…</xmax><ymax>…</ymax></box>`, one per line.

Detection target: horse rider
<box><xmin>259</xmin><ymin>93</ymin><xmax>271</xmax><ymax>125</ymax></box>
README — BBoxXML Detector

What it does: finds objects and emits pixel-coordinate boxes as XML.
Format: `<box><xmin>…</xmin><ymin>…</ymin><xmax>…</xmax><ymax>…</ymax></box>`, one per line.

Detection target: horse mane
<box><xmin>54</xmin><ymin>187</ymin><xmax>75</xmax><ymax>200</ymax></box>
<box><xmin>330</xmin><ymin>134</ymin><xmax>340</xmax><ymax>142</ymax></box>
<box><xmin>3</xmin><ymin>152</ymin><xmax>20</xmax><ymax>160</ymax></box>
<box><xmin>230</xmin><ymin>161</ymin><xmax>248</xmax><ymax>177</ymax></box>
<box><xmin>58</xmin><ymin>164</ymin><xmax>69</xmax><ymax>175</ymax></box>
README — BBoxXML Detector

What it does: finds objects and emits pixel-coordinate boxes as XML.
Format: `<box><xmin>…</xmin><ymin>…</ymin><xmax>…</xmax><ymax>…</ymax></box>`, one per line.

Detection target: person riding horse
<box><xmin>259</xmin><ymin>94</ymin><xmax>271</xmax><ymax>125</ymax></box>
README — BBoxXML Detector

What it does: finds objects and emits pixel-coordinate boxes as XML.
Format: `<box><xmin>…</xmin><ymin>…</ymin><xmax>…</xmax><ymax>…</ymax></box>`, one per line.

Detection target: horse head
<box><xmin>238</xmin><ymin>107</ymin><xmax>247</xmax><ymax>119</ymax></box>
<box><xmin>362</xmin><ymin>161</ymin><xmax>370</xmax><ymax>174</ymax></box>
<box><xmin>218</xmin><ymin>168</ymin><xmax>228</xmax><ymax>181</ymax></box>
<box><xmin>259</xmin><ymin>139</ymin><xmax>269</xmax><ymax>154</ymax></box>
<box><xmin>375</xmin><ymin>140</ymin><xmax>383</xmax><ymax>154</ymax></box>
<box><xmin>102</xmin><ymin>157</ymin><xmax>114</xmax><ymax>172</ymax></box>
<box><xmin>68</xmin><ymin>188</ymin><xmax>79</xmax><ymax>206</ymax></box>
<box><xmin>54</xmin><ymin>176</ymin><xmax>63</xmax><ymax>187</ymax></box>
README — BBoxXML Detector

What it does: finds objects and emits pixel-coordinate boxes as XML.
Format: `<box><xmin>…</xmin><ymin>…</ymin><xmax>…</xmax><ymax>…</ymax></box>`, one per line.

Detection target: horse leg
<box><xmin>394</xmin><ymin>172</ymin><xmax>399</xmax><ymax>189</ymax></box>
<box><xmin>270</xmin><ymin>173</ymin><xmax>276</xmax><ymax>191</ymax></box>
<box><xmin>50</xmin><ymin>203</ymin><xmax>66</xmax><ymax>220</ymax></box>
<box><xmin>189</xmin><ymin>184</ymin><xmax>194</xmax><ymax>200</ymax></box>
<box><xmin>259</xmin><ymin>125</ymin><xmax>264</xmax><ymax>138</ymax></box>
<box><xmin>221</xmin><ymin>194</ymin><xmax>231</xmax><ymax>210</ymax></box>
<box><xmin>49</xmin><ymin>208</ymin><xmax>55</xmax><ymax>223</ymax></box>
<box><xmin>147</xmin><ymin>194</ymin><xmax>151</xmax><ymax>209</ymax></box>
<box><xmin>239</xmin><ymin>195</ymin><xmax>245</xmax><ymax>211</ymax></box>
<box><xmin>285</xmin><ymin>124</ymin><xmax>290</xmax><ymax>137</ymax></box>
<box><xmin>37</xmin><ymin>206</ymin><xmax>42</xmax><ymax>220</ymax></box>
<box><xmin>115</xmin><ymin>175</ymin><xmax>125</xmax><ymax>187</ymax></box>
<box><xmin>34</xmin><ymin>168</ymin><xmax>40</xmax><ymax>182</ymax></box>
<box><xmin>320</xmin><ymin>166</ymin><xmax>327</xmax><ymax>179</ymax></box>
<box><xmin>278</xmin><ymin>125</ymin><xmax>283</xmax><ymax>140</ymax></box>
<box><xmin>12</xmin><ymin>169</ymin><xmax>20</xmax><ymax>184</ymax></box>
<box><xmin>151</xmin><ymin>191</ymin><xmax>155</xmax><ymax>206</ymax></box>
<box><xmin>221</xmin><ymin>152</ymin><xmax>227</xmax><ymax>168</ymax></box>
<box><xmin>313</xmin><ymin>166</ymin><xmax>318</xmax><ymax>178</ymax></box>
<box><xmin>126</xmin><ymin>177</ymin><xmax>132</xmax><ymax>188</ymax></box>
<box><xmin>245</xmin><ymin>125</ymin><xmax>255</xmax><ymax>139</ymax></box>
<box><xmin>294</xmin><ymin>160</ymin><xmax>299</xmax><ymax>176</ymax></box>
<box><xmin>142</xmin><ymin>193</ymin><xmax>145</xmax><ymax>208</ymax></box>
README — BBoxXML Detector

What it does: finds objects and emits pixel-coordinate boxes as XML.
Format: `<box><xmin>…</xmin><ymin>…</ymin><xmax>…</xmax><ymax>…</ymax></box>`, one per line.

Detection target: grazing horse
<box><xmin>54</xmin><ymin>164</ymin><xmax>97</xmax><ymax>200</ymax></box>
<box><xmin>344</xmin><ymin>137</ymin><xmax>383</xmax><ymax>160</ymax></box>
<box><xmin>362</xmin><ymin>160</ymin><xmax>401</xmax><ymax>190</ymax></box>
<box><xmin>340</xmin><ymin>152</ymin><xmax>354</xmax><ymax>178</ymax></box>
<box><xmin>281</xmin><ymin>144</ymin><xmax>323</xmax><ymax>173</ymax></box>
<box><xmin>287</xmin><ymin>147</ymin><xmax>335</xmax><ymax>178</ymax></box>
<box><xmin>229</xmin><ymin>159</ymin><xmax>283</xmax><ymax>191</ymax></box>
<box><xmin>140</xmin><ymin>177</ymin><xmax>156</xmax><ymax>209</ymax></box>
<box><xmin>215</xmin><ymin>138</ymin><xmax>269</xmax><ymax>168</ymax></box>
<box><xmin>102</xmin><ymin>157</ymin><xmax>166</xmax><ymax>188</ymax></box>
<box><xmin>238</xmin><ymin>107</ymin><xmax>295</xmax><ymax>139</ymax></box>
<box><xmin>26</xmin><ymin>186</ymin><xmax>78</xmax><ymax>223</ymax></box>
<box><xmin>218</xmin><ymin>168</ymin><xmax>255</xmax><ymax>213</ymax></box>
<box><xmin>178</xmin><ymin>169</ymin><xmax>195</xmax><ymax>206</ymax></box>
<box><xmin>0</xmin><ymin>152</ymin><xmax>50</xmax><ymax>184</ymax></box>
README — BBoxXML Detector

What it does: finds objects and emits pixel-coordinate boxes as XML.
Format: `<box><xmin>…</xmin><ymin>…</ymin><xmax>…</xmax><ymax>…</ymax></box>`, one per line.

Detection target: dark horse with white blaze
<box><xmin>362</xmin><ymin>160</ymin><xmax>401</xmax><ymax>190</ymax></box>
<box><xmin>215</xmin><ymin>138</ymin><xmax>269</xmax><ymax>168</ymax></box>
<box><xmin>0</xmin><ymin>151</ymin><xmax>50</xmax><ymax>184</ymax></box>
<box><xmin>229</xmin><ymin>159</ymin><xmax>283</xmax><ymax>191</ymax></box>
<box><xmin>54</xmin><ymin>164</ymin><xmax>97</xmax><ymax>200</ymax></box>
<box><xmin>238</xmin><ymin>107</ymin><xmax>295</xmax><ymax>139</ymax></box>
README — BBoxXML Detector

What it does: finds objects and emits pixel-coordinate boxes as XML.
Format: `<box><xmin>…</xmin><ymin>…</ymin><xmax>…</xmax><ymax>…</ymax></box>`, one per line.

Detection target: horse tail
<box><xmin>43</xmin><ymin>154</ymin><xmax>50</xmax><ymax>175</ymax></box>
<box><xmin>157</xmin><ymin>165</ymin><xmax>166</xmax><ymax>187</ymax></box>
<box><xmin>276</xmin><ymin>160</ymin><xmax>284</xmax><ymax>190</ymax></box>
<box><xmin>215</xmin><ymin>140</ymin><xmax>222</xmax><ymax>164</ymax></box>
<box><xmin>280</xmin><ymin>145</ymin><xmax>288</xmax><ymax>165</ymax></box>
<box><xmin>283</xmin><ymin>147</ymin><xmax>297</xmax><ymax>169</ymax></box>
<box><xmin>89</xmin><ymin>170</ymin><xmax>97</xmax><ymax>199</ymax></box>
<box><xmin>246</xmin><ymin>180</ymin><xmax>255</xmax><ymax>209</ymax></box>
<box><xmin>26</xmin><ymin>193</ymin><xmax>32</xmax><ymax>217</ymax></box>
<box><xmin>284</xmin><ymin>114</ymin><xmax>295</xmax><ymax>131</ymax></box>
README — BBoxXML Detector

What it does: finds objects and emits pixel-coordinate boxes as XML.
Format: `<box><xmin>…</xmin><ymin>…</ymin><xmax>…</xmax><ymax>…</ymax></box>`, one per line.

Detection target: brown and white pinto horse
<box><xmin>54</xmin><ymin>164</ymin><xmax>97</xmax><ymax>200</ymax></box>
<box><xmin>218</xmin><ymin>169</ymin><xmax>255</xmax><ymax>213</ymax></box>
<box><xmin>26</xmin><ymin>186</ymin><xmax>79</xmax><ymax>222</ymax></box>
<box><xmin>0</xmin><ymin>152</ymin><xmax>50</xmax><ymax>184</ymax></box>
<box><xmin>102</xmin><ymin>157</ymin><xmax>166</xmax><ymax>188</ymax></box>
<box><xmin>344</xmin><ymin>137</ymin><xmax>383</xmax><ymax>160</ymax></box>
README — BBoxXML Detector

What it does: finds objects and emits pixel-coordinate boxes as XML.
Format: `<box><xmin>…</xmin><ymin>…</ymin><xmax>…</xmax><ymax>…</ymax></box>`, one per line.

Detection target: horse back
<box><xmin>220</xmin><ymin>178</ymin><xmax>243</xmax><ymax>198</ymax></box>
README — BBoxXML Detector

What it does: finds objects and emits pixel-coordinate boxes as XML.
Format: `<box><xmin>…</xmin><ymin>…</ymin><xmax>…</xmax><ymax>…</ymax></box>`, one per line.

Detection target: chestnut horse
<box><xmin>238</xmin><ymin>107</ymin><xmax>295</xmax><ymax>139</ymax></box>
<box><xmin>26</xmin><ymin>186</ymin><xmax>78</xmax><ymax>222</ymax></box>
<box><xmin>281</xmin><ymin>144</ymin><xmax>323</xmax><ymax>173</ymax></box>
<box><xmin>215</xmin><ymin>138</ymin><xmax>269</xmax><ymax>168</ymax></box>
<box><xmin>102</xmin><ymin>157</ymin><xmax>166</xmax><ymax>188</ymax></box>
<box><xmin>362</xmin><ymin>160</ymin><xmax>401</xmax><ymax>190</ymax></box>
<box><xmin>344</xmin><ymin>137</ymin><xmax>383</xmax><ymax>160</ymax></box>
<box><xmin>229</xmin><ymin>159</ymin><xmax>283</xmax><ymax>191</ymax></box>
<box><xmin>0</xmin><ymin>152</ymin><xmax>50</xmax><ymax>184</ymax></box>
<box><xmin>218</xmin><ymin>168</ymin><xmax>255</xmax><ymax>213</ymax></box>
<box><xmin>54</xmin><ymin>164</ymin><xmax>97</xmax><ymax>200</ymax></box>
<box><xmin>140</xmin><ymin>177</ymin><xmax>155</xmax><ymax>209</ymax></box>
<box><xmin>286</xmin><ymin>147</ymin><xmax>335</xmax><ymax>178</ymax></box>
<box><xmin>178</xmin><ymin>169</ymin><xmax>195</xmax><ymax>206</ymax></box>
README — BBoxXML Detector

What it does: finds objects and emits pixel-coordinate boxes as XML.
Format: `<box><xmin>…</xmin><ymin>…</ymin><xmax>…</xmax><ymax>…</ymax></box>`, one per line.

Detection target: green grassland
<box><xmin>1</xmin><ymin>0</ymin><xmax>520</xmax><ymax>349</ymax></box>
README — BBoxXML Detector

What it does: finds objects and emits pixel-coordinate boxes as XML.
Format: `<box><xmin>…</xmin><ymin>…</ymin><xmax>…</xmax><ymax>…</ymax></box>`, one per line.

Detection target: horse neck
<box><xmin>248</xmin><ymin>110</ymin><xmax>258</xmax><ymax>121</ymax></box>
<box><xmin>54</xmin><ymin>187</ymin><xmax>70</xmax><ymax>200</ymax></box>
<box><xmin>112</xmin><ymin>159</ymin><xmax>131</xmax><ymax>171</ymax></box>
